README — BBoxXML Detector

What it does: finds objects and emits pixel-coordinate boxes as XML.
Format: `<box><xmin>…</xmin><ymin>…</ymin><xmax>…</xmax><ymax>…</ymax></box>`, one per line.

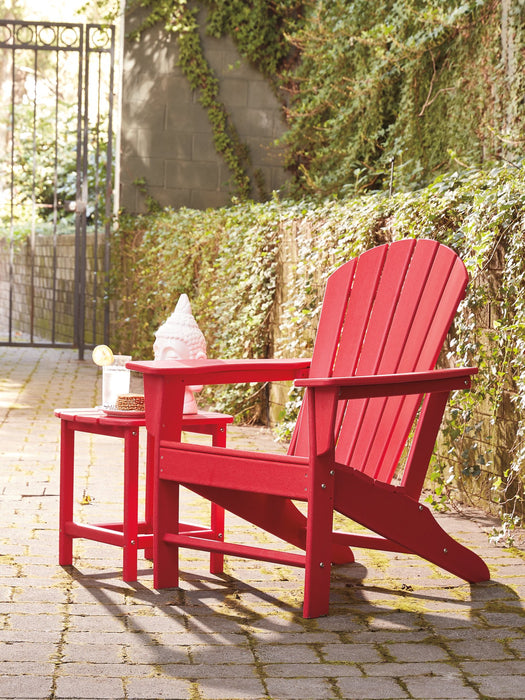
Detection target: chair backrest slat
<box><xmin>289</xmin><ymin>239</ymin><xmax>468</xmax><ymax>484</ymax></box>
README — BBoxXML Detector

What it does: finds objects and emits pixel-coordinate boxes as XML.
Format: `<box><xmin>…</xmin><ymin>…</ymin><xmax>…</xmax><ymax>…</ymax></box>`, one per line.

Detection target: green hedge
<box><xmin>112</xmin><ymin>162</ymin><xmax>525</xmax><ymax>538</ymax></box>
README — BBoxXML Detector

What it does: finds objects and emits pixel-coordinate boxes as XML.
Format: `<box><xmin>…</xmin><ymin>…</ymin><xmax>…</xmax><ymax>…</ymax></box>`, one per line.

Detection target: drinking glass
<box><xmin>102</xmin><ymin>355</ymin><xmax>131</xmax><ymax>409</ymax></box>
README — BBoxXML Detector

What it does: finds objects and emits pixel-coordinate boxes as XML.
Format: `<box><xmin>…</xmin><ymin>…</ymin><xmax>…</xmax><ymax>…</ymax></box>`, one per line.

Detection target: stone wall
<box><xmin>120</xmin><ymin>10</ymin><xmax>289</xmax><ymax>213</ymax></box>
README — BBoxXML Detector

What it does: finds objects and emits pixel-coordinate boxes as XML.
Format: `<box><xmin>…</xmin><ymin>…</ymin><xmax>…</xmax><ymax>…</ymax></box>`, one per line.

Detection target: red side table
<box><xmin>55</xmin><ymin>407</ymin><xmax>233</xmax><ymax>581</ymax></box>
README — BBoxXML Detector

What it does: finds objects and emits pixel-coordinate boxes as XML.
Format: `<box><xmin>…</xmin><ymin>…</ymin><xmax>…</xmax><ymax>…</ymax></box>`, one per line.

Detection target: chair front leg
<box><xmin>154</xmin><ymin>478</ymin><xmax>181</xmax><ymax>590</ymax></box>
<box><xmin>303</xmin><ymin>386</ymin><xmax>338</xmax><ymax>618</ymax></box>
<box><xmin>303</xmin><ymin>450</ymin><xmax>335</xmax><ymax>618</ymax></box>
<box><xmin>401</xmin><ymin>390</ymin><xmax>451</xmax><ymax>499</ymax></box>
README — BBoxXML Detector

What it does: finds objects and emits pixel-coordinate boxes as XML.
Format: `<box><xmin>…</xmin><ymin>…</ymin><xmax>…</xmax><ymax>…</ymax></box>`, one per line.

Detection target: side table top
<box><xmin>54</xmin><ymin>408</ymin><xmax>234</xmax><ymax>428</ymax></box>
<box><xmin>54</xmin><ymin>407</ymin><xmax>146</xmax><ymax>427</ymax></box>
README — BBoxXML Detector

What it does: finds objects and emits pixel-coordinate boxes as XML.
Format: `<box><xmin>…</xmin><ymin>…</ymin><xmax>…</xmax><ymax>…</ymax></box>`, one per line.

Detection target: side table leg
<box><xmin>122</xmin><ymin>427</ymin><xmax>140</xmax><ymax>582</ymax></box>
<box><xmin>59</xmin><ymin>420</ymin><xmax>75</xmax><ymax>566</ymax></box>
<box><xmin>210</xmin><ymin>425</ymin><xmax>226</xmax><ymax>574</ymax></box>
<box><xmin>144</xmin><ymin>431</ymin><xmax>154</xmax><ymax>561</ymax></box>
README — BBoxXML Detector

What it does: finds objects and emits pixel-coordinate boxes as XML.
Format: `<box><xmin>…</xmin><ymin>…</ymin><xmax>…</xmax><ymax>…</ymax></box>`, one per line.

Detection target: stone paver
<box><xmin>1</xmin><ymin>346</ymin><xmax>525</xmax><ymax>700</ymax></box>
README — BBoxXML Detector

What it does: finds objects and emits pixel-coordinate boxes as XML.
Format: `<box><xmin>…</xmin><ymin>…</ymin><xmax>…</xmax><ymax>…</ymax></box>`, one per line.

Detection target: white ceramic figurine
<box><xmin>153</xmin><ymin>294</ymin><xmax>207</xmax><ymax>413</ymax></box>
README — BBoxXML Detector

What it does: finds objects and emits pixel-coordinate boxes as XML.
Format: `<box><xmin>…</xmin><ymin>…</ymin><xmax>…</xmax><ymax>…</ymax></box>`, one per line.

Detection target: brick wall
<box><xmin>0</xmin><ymin>233</ymin><xmax>106</xmax><ymax>345</ymax></box>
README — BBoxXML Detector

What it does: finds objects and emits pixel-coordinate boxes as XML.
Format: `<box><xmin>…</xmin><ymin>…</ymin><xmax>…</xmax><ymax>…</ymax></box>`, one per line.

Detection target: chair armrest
<box><xmin>127</xmin><ymin>358</ymin><xmax>311</xmax><ymax>385</ymax></box>
<box><xmin>295</xmin><ymin>367</ymin><xmax>477</xmax><ymax>399</ymax></box>
<box><xmin>296</xmin><ymin>367</ymin><xmax>477</xmax><ymax>457</ymax></box>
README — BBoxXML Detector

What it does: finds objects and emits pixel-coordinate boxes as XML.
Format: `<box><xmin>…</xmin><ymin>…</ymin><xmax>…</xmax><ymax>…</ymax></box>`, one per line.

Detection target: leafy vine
<box><xmin>105</xmin><ymin>1</ymin><xmax>524</xmax><ymax>199</ymax></box>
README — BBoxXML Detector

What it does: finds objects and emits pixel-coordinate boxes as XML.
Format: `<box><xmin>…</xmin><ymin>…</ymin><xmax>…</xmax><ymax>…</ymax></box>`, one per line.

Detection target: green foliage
<box><xmin>282</xmin><ymin>0</ymin><xmax>516</xmax><ymax>195</ymax></box>
<box><xmin>113</xmin><ymin>200</ymin><xmax>280</xmax><ymax>420</ymax></box>
<box><xmin>174</xmin><ymin>4</ymin><xmax>252</xmax><ymax>199</ymax></box>
<box><xmin>113</xmin><ymin>207</ymin><xmax>217</xmax><ymax>358</ymax></box>
<box><xmin>122</xmin><ymin>0</ymin><xmax>525</xmax><ymax>198</ymax></box>
<box><xmin>204</xmin><ymin>0</ymin><xmax>303</xmax><ymax>79</ymax></box>
<box><xmin>195</xmin><ymin>200</ymin><xmax>282</xmax><ymax>419</ymax></box>
<box><xmin>113</xmin><ymin>160</ymin><xmax>525</xmax><ymax>528</ymax></box>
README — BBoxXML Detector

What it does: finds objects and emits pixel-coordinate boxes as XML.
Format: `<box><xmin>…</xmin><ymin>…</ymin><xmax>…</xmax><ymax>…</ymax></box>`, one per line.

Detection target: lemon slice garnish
<box><xmin>92</xmin><ymin>344</ymin><xmax>114</xmax><ymax>366</ymax></box>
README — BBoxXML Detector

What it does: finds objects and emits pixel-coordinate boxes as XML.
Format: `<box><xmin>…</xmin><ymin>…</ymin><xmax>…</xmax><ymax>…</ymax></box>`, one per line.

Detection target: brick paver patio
<box><xmin>1</xmin><ymin>346</ymin><xmax>524</xmax><ymax>699</ymax></box>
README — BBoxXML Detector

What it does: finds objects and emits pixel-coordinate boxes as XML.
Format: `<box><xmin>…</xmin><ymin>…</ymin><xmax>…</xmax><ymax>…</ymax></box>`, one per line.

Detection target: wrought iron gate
<box><xmin>0</xmin><ymin>20</ymin><xmax>115</xmax><ymax>359</ymax></box>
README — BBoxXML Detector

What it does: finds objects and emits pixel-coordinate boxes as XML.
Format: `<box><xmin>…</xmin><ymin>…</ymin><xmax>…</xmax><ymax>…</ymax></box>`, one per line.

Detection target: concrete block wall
<box><xmin>120</xmin><ymin>10</ymin><xmax>290</xmax><ymax>213</ymax></box>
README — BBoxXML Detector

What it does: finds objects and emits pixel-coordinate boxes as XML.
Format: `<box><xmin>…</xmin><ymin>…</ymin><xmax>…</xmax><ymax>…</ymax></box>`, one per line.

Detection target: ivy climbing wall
<box><xmin>111</xmin><ymin>163</ymin><xmax>525</xmax><ymax>530</ymax></box>
<box><xmin>120</xmin><ymin>8</ymin><xmax>289</xmax><ymax>212</ymax></box>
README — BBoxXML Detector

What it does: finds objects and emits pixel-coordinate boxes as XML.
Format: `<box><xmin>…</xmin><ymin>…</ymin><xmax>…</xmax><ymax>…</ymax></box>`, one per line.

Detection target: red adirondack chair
<box><xmin>129</xmin><ymin>239</ymin><xmax>490</xmax><ymax>618</ymax></box>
